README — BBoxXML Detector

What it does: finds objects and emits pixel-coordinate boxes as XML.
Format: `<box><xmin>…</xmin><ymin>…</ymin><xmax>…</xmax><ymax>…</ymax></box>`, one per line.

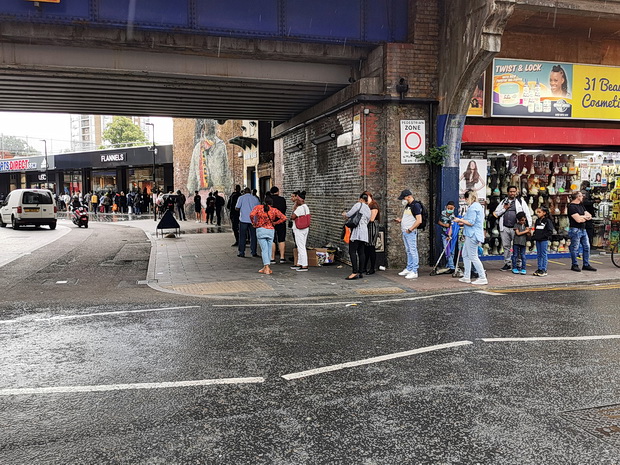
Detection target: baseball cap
<box><xmin>397</xmin><ymin>189</ymin><xmax>412</xmax><ymax>200</ymax></box>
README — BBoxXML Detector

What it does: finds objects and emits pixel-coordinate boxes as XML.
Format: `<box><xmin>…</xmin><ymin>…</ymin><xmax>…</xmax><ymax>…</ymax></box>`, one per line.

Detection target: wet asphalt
<box><xmin>0</xmin><ymin>222</ymin><xmax>619</xmax><ymax>464</ymax></box>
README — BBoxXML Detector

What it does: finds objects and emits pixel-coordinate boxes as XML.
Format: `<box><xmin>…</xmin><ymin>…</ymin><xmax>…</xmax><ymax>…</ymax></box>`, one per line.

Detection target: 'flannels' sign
<box><xmin>100</xmin><ymin>153</ymin><xmax>126</xmax><ymax>163</ymax></box>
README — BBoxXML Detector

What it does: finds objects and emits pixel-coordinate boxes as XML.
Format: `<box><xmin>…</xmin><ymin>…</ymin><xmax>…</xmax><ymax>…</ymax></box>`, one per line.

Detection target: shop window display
<box><xmin>479</xmin><ymin>151</ymin><xmax>620</xmax><ymax>256</ymax></box>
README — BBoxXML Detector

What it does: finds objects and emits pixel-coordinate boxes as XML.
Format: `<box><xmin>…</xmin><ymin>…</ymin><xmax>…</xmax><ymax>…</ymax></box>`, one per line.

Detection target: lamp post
<box><xmin>146</xmin><ymin>122</ymin><xmax>157</xmax><ymax>221</ymax></box>
<box><xmin>40</xmin><ymin>139</ymin><xmax>48</xmax><ymax>190</ymax></box>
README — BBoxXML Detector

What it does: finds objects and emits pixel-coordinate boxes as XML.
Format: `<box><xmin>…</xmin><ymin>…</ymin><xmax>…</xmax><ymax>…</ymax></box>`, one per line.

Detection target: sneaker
<box><xmin>296</xmin><ymin>267</ymin><xmax>309</xmax><ymax>272</ymax></box>
<box><xmin>500</xmin><ymin>264</ymin><xmax>512</xmax><ymax>271</ymax></box>
<box><xmin>237</xmin><ymin>254</ymin><xmax>245</xmax><ymax>258</ymax></box>
<box><xmin>532</xmin><ymin>270</ymin><xmax>541</xmax><ymax>276</ymax></box>
<box><xmin>472</xmin><ymin>278</ymin><xmax>489</xmax><ymax>285</ymax></box>
<box><xmin>520</xmin><ymin>269</ymin><xmax>526</xmax><ymax>275</ymax></box>
<box><xmin>458</xmin><ymin>277</ymin><xmax>471</xmax><ymax>283</ymax></box>
<box><xmin>405</xmin><ymin>271</ymin><xmax>418</xmax><ymax>279</ymax></box>
<box><xmin>270</xmin><ymin>260</ymin><xmax>276</xmax><ymax>265</ymax></box>
<box><xmin>279</xmin><ymin>259</ymin><xmax>287</xmax><ymax>264</ymax></box>
<box><xmin>539</xmin><ymin>270</ymin><xmax>548</xmax><ymax>277</ymax></box>
<box><xmin>251</xmin><ymin>254</ymin><xmax>259</xmax><ymax>258</ymax></box>
<box><xmin>582</xmin><ymin>265</ymin><xmax>597</xmax><ymax>272</ymax></box>
<box><xmin>571</xmin><ymin>265</ymin><xmax>581</xmax><ymax>272</ymax></box>
<box><xmin>290</xmin><ymin>265</ymin><xmax>301</xmax><ymax>270</ymax></box>
<box><xmin>512</xmin><ymin>268</ymin><xmax>519</xmax><ymax>274</ymax></box>
<box><xmin>398</xmin><ymin>268</ymin><xmax>410</xmax><ymax>276</ymax></box>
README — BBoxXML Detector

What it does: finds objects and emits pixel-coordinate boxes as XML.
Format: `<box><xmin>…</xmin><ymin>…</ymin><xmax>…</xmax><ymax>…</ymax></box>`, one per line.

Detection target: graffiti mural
<box><xmin>187</xmin><ymin>119</ymin><xmax>233</xmax><ymax>193</ymax></box>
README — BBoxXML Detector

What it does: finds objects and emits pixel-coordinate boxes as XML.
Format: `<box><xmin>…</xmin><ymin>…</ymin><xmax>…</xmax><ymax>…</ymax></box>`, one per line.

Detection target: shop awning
<box><xmin>228</xmin><ymin>136</ymin><xmax>257</xmax><ymax>150</ymax></box>
<box><xmin>462</xmin><ymin>125</ymin><xmax>620</xmax><ymax>147</ymax></box>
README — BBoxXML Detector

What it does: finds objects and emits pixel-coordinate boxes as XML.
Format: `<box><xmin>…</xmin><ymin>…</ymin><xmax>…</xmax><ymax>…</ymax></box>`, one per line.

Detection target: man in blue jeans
<box><xmin>394</xmin><ymin>189</ymin><xmax>422</xmax><ymax>279</ymax></box>
<box><xmin>568</xmin><ymin>191</ymin><xmax>597</xmax><ymax>272</ymax></box>
<box><xmin>235</xmin><ymin>187</ymin><xmax>260</xmax><ymax>258</ymax></box>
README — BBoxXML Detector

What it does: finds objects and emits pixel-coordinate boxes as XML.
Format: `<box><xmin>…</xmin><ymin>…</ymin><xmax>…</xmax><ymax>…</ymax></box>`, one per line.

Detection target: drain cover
<box><xmin>561</xmin><ymin>403</ymin><xmax>620</xmax><ymax>449</ymax></box>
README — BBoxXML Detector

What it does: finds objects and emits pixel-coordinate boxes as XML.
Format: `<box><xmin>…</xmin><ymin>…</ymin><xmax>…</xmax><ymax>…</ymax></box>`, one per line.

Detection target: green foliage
<box><xmin>415</xmin><ymin>144</ymin><xmax>449</xmax><ymax>166</ymax></box>
<box><xmin>0</xmin><ymin>135</ymin><xmax>40</xmax><ymax>156</ymax></box>
<box><xmin>102</xmin><ymin>116</ymin><xmax>148</xmax><ymax>148</ymax></box>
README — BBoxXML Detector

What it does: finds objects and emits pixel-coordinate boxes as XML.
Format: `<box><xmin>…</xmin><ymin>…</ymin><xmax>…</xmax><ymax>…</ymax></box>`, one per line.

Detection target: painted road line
<box><xmin>475</xmin><ymin>290</ymin><xmax>506</xmax><ymax>296</ymax></box>
<box><xmin>213</xmin><ymin>301</ymin><xmax>363</xmax><ymax>308</ymax></box>
<box><xmin>0</xmin><ymin>377</ymin><xmax>266</xmax><ymax>396</ymax></box>
<box><xmin>547</xmin><ymin>260</ymin><xmax>566</xmax><ymax>265</ymax></box>
<box><xmin>281</xmin><ymin>340</ymin><xmax>473</xmax><ymax>380</ymax></box>
<box><xmin>0</xmin><ymin>306</ymin><xmax>201</xmax><ymax>325</ymax></box>
<box><xmin>487</xmin><ymin>283</ymin><xmax>620</xmax><ymax>294</ymax></box>
<box><xmin>479</xmin><ymin>335</ymin><xmax>620</xmax><ymax>342</ymax></box>
<box><xmin>371</xmin><ymin>290</ymin><xmax>472</xmax><ymax>303</ymax></box>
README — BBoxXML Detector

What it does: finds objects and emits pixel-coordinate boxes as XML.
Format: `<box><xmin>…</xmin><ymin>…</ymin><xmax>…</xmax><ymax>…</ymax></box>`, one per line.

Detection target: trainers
<box><xmin>500</xmin><ymin>264</ymin><xmax>512</xmax><ymax>271</ymax></box>
<box><xmin>520</xmin><ymin>269</ymin><xmax>526</xmax><ymax>275</ymax></box>
<box><xmin>512</xmin><ymin>268</ymin><xmax>519</xmax><ymax>274</ymax></box>
<box><xmin>279</xmin><ymin>259</ymin><xmax>287</xmax><ymax>264</ymax></box>
<box><xmin>472</xmin><ymin>278</ymin><xmax>488</xmax><ymax>285</ymax></box>
<box><xmin>582</xmin><ymin>265</ymin><xmax>597</xmax><ymax>272</ymax></box>
<box><xmin>539</xmin><ymin>270</ymin><xmax>548</xmax><ymax>277</ymax></box>
<box><xmin>405</xmin><ymin>271</ymin><xmax>418</xmax><ymax>279</ymax></box>
<box><xmin>290</xmin><ymin>265</ymin><xmax>301</xmax><ymax>270</ymax></box>
<box><xmin>532</xmin><ymin>269</ymin><xmax>541</xmax><ymax>276</ymax></box>
<box><xmin>398</xmin><ymin>268</ymin><xmax>410</xmax><ymax>276</ymax></box>
<box><xmin>458</xmin><ymin>277</ymin><xmax>471</xmax><ymax>283</ymax></box>
<box><xmin>270</xmin><ymin>260</ymin><xmax>276</xmax><ymax>265</ymax></box>
<box><xmin>296</xmin><ymin>267</ymin><xmax>309</xmax><ymax>272</ymax></box>
<box><xmin>571</xmin><ymin>265</ymin><xmax>581</xmax><ymax>272</ymax></box>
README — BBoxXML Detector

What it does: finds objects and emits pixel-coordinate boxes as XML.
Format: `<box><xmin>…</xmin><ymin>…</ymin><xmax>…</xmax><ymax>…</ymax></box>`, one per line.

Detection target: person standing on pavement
<box><xmin>193</xmin><ymin>190</ymin><xmax>202</xmax><ymax>222</ymax></box>
<box><xmin>453</xmin><ymin>189</ymin><xmax>488</xmax><ymax>285</ymax></box>
<box><xmin>580</xmin><ymin>180</ymin><xmax>596</xmax><ymax>248</ymax></box>
<box><xmin>214</xmin><ymin>190</ymin><xmax>225</xmax><ymax>226</ymax></box>
<box><xmin>227</xmin><ymin>185</ymin><xmax>242</xmax><ymax>246</ymax></box>
<box><xmin>493</xmin><ymin>186</ymin><xmax>531</xmax><ymax>271</ymax></box>
<box><xmin>394</xmin><ymin>189</ymin><xmax>422</xmax><ymax>280</ymax></box>
<box><xmin>437</xmin><ymin>200</ymin><xmax>456</xmax><ymax>273</ymax></box>
<box><xmin>363</xmin><ymin>191</ymin><xmax>380</xmax><ymax>275</ymax></box>
<box><xmin>236</xmin><ymin>187</ymin><xmax>260</xmax><ymax>258</ymax></box>
<box><xmin>568</xmin><ymin>191</ymin><xmax>597</xmax><ymax>273</ymax></box>
<box><xmin>176</xmin><ymin>190</ymin><xmax>187</xmax><ymax>221</ymax></box>
<box><xmin>290</xmin><ymin>190</ymin><xmax>310</xmax><ymax>272</ymax></box>
<box><xmin>250</xmin><ymin>195</ymin><xmax>287</xmax><ymax>275</ymax></box>
<box><xmin>206</xmin><ymin>192</ymin><xmax>215</xmax><ymax>224</ymax></box>
<box><xmin>342</xmin><ymin>192</ymin><xmax>371</xmax><ymax>280</ymax></box>
<box><xmin>532</xmin><ymin>206</ymin><xmax>554</xmax><ymax>277</ymax></box>
<box><xmin>269</xmin><ymin>186</ymin><xmax>288</xmax><ymax>264</ymax></box>
<box><xmin>90</xmin><ymin>192</ymin><xmax>98</xmax><ymax>216</ymax></box>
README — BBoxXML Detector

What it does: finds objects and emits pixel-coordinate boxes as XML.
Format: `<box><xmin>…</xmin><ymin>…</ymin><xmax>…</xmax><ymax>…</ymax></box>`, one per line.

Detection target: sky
<box><xmin>0</xmin><ymin>112</ymin><xmax>174</xmax><ymax>154</ymax></box>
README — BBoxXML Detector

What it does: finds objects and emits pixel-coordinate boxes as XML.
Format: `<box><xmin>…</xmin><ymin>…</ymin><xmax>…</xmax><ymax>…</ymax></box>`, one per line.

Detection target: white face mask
<box><xmin>401</xmin><ymin>199</ymin><xmax>408</xmax><ymax>206</ymax></box>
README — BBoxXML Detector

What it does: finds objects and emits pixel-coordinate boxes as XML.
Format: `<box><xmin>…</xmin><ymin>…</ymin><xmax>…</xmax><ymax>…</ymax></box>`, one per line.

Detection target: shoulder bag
<box><xmin>345</xmin><ymin>203</ymin><xmax>363</xmax><ymax>229</ymax></box>
<box><xmin>294</xmin><ymin>204</ymin><xmax>311</xmax><ymax>229</ymax></box>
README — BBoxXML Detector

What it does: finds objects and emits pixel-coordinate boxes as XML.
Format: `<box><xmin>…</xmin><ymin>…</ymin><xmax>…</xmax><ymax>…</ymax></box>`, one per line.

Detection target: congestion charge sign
<box><xmin>400</xmin><ymin>120</ymin><xmax>425</xmax><ymax>164</ymax></box>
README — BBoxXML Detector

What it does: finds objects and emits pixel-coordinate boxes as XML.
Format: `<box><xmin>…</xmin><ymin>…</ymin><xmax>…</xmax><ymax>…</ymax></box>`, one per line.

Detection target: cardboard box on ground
<box><xmin>293</xmin><ymin>248</ymin><xmax>336</xmax><ymax>267</ymax></box>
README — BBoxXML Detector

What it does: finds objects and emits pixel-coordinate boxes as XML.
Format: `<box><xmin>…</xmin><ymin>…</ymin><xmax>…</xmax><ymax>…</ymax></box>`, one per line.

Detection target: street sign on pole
<box><xmin>400</xmin><ymin>120</ymin><xmax>425</xmax><ymax>164</ymax></box>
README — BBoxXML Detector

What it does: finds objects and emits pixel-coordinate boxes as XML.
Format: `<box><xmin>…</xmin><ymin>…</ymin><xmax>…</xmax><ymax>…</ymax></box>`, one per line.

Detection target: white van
<box><xmin>0</xmin><ymin>189</ymin><xmax>58</xmax><ymax>230</ymax></box>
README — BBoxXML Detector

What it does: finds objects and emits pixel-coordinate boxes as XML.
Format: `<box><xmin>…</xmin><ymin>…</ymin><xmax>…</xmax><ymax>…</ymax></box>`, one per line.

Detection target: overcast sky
<box><xmin>0</xmin><ymin>112</ymin><xmax>173</xmax><ymax>154</ymax></box>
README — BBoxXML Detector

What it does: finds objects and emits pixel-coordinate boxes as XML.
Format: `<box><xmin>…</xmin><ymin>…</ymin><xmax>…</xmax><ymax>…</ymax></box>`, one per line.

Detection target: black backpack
<box><xmin>412</xmin><ymin>200</ymin><xmax>428</xmax><ymax>231</ymax></box>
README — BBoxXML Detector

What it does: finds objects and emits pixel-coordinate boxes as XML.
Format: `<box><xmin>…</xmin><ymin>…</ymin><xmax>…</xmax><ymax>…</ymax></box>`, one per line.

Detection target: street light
<box><xmin>145</xmin><ymin>122</ymin><xmax>157</xmax><ymax>221</ymax></box>
<box><xmin>40</xmin><ymin>139</ymin><xmax>48</xmax><ymax>190</ymax></box>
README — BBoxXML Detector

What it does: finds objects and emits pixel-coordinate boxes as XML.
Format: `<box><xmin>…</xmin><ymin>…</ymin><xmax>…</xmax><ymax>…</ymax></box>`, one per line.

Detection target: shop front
<box><xmin>0</xmin><ymin>156</ymin><xmax>56</xmax><ymax>195</ymax></box>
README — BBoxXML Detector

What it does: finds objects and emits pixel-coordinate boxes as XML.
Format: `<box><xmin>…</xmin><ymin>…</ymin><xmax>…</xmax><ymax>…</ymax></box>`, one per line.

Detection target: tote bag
<box><xmin>294</xmin><ymin>204</ymin><xmax>311</xmax><ymax>229</ymax></box>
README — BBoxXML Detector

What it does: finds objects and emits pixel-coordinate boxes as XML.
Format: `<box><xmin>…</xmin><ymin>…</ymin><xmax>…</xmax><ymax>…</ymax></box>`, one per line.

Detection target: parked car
<box><xmin>0</xmin><ymin>188</ymin><xmax>58</xmax><ymax>230</ymax></box>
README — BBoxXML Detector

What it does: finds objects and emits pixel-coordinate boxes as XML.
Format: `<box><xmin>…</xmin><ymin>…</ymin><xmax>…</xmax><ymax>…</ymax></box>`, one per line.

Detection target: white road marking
<box><xmin>479</xmin><ymin>335</ymin><xmax>620</xmax><ymax>342</ymax></box>
<box><xmin>213</xmin><ymin>301</ymin><xmax>363</xmax><ymax>308</ymax></box>
<box><xmin>281</xmin><ymin>340</ymin><xmax>473</xmax><ymax>380</ymax></box>
<box><xmin>0</xmin><ymin>377</ymin><xmax>265</xmax><ymax>396</ymax></box>
<box><xmin>56</xmin><ymin>280</ymin><xmax>68</xmax><ymax>284</ymax></box>
<box><xmin>0</xmin><ymin>306</ymin><xmax>201</xmax><ymax>325</ymax></box>
<box><xmin>475</xmin><ymin>290</ymin><xmax>506</xmax><ymax>296</ymax></box>
<box><xmin>371</xmin><ymin>291</ymin><xmax>471</xmax><ymax>303</ymax></box>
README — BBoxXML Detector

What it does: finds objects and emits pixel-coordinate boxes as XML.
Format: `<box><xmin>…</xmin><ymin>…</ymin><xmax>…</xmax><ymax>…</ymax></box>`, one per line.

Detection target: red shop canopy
<box><xmin>462</xmin><ymin>125</ymin><xmax>620</xmax><ymax>147</ymax></box>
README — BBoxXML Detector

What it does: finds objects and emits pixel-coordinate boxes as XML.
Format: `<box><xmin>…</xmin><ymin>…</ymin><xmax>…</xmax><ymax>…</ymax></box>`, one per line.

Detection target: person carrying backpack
<box><xmin>394</xmin><ymin>189</ymin><xmax>423</xmax><ymax>279</ymax></box>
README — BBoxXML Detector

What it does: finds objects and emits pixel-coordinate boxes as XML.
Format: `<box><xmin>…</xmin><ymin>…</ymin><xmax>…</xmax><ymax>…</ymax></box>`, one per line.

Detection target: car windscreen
<box><xmin>23</xmin><ymin>191</ymin><xmax>53</xmax><ymax>205</ymax></box>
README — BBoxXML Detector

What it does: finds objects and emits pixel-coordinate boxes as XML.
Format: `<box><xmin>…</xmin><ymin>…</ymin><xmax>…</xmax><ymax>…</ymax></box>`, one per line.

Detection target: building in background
<box><xmin>70</xmin><ymin>115</ymin><xmax>149</xmax><ymax>151</ymax></box>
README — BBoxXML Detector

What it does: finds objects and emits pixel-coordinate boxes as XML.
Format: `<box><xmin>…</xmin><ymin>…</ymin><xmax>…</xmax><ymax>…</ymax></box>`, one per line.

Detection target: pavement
<box><xmin>97</xmin><ymin>214</ymin><xmax>620</xmax><ymax>301</ymax></box>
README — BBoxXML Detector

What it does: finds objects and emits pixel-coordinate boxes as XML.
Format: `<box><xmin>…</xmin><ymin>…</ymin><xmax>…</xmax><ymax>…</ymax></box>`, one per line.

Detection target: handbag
<box><xmin>345</xmin><ymin>203</ymin><xmax>363</xmax><ymax>229</ymax></box>
<box><xmin>341</xmin><ymin>225</ymin><xmax>351</xmax><ymax>244</ymax></box>
<box><xmin>294</xmin><ymin>204</ymin><xmax>311</xmax><ymax>229</ymax></box>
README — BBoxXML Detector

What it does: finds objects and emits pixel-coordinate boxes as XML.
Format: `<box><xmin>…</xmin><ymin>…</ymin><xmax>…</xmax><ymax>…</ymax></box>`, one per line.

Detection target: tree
<box><xmin>0</xmin><ymin>135</ymin><xmax>40</xmax><ymax>157</ymax></box>
<box><xmin>101</xmin><ymin>116</ymin><xmax>148</xmax><ymax>148</ymax></box>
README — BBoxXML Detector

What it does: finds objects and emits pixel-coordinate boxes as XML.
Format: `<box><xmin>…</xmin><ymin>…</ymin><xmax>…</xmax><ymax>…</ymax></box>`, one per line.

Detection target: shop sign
<box><xmin>467</xmin><ymin>73</ymin><xmax>485</xmax><ymax>117</ymax></box>
<box><xmin>400</xmin><ymin>120</ymin><xmax>425</xmax><ymax>164</ymax></box>
<box><xmin>38</xmin><ymin>174</ymin><xmax>47</xmax><ymax>181</ymax></box>
<box><xmin>0</xmin><ymin>159</ymin><xmax>30</xmax><ymax>172</ymax></box>
<box><xmin>100</xmin><ymin>153</ymin><xmax>126</xmax><ymax>163</ymax></box>
<box><xmin>492</xmin><ymin>58</ymin><xmax>620</xmax><ymax>121</ymax></box>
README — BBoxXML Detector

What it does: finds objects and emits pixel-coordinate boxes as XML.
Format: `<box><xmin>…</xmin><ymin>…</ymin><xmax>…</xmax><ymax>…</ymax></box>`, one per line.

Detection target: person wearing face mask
<box><xmin>394</xmin><ymin>189</ymin><xmax>422</xmax><ymax>279</ymax></box>
<box><xmin>437</xmin><ymin>200</ymin><xmax>456</xmax><ymax>273</ymax></box>
<box><xmin>452</xmin><ymin>190</ymin><xmax>488</xmax><ymax>285</ymax></box>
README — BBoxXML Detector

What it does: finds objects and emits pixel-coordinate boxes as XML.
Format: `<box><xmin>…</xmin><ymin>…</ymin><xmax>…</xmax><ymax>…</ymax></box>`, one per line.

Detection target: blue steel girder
<box><xmin>0</xmin><ymin>0</ymin><xmax>408</xmax><ymax>45</ymax></box>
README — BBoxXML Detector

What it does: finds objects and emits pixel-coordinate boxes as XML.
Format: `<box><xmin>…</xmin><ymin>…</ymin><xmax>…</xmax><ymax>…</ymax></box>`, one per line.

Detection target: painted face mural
<box><xmin>187</xmin><ymin>119</ymin><xmax>232</xmax><ymax>194</ymax></box>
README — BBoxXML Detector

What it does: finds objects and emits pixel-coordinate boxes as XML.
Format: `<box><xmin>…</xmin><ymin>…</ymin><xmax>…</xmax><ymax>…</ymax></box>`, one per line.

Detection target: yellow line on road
<box><xmin>548</xmin><ymin>260</ymin><xmax>566</xmax><ymax>266</ymax></box>
<box><xmin>487</xmin><ymin>283</ymin><xmax>620</xmax><ymax>294</ymax></box>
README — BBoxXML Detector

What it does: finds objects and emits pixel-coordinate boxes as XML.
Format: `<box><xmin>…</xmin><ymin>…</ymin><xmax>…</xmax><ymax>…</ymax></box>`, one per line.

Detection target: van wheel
<box><xmin>0</xmin><ymin>216</ymin><xmax>5</xmax><ymax>228</ymax></box>
<box><xmin>11</xmin><ymin>216</ymin><xmax>19</xmax><ymax>230</ymax></box>
<box><xmin>49</xmin><ymin>222</ymin><xmax>57</xmax><ymax>230</ymax></box>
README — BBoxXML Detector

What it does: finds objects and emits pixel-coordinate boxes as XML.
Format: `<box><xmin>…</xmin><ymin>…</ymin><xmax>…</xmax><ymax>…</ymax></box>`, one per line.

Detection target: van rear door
<box><xmin>22</xmin><ymin>190</ymin><xmax>54</xmax><ymax>221</ymax></box>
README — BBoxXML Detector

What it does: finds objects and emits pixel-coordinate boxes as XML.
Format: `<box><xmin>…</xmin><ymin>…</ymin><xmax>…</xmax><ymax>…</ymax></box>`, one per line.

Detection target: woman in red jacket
<box><xmin>250</xmin><ymin>195</ymin><xmax>287</xmax><ymax>275</ymax></box>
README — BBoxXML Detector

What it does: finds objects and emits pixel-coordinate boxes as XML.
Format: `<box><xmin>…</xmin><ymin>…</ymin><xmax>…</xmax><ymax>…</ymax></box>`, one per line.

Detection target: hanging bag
<box><xmin>294</xmin><ymin>204</ymin><xmax>311</xmax><ymax>229</ymax></box>
<box><xmin>345</xmin><ymin>203</ymin><xmax>363</xmax><ymax>229</ymax></box>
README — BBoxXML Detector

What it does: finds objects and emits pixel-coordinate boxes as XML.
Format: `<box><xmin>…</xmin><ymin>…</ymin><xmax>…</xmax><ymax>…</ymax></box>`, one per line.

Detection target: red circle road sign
<box><xmin>404</xmin><ymin>131</ymin><xmax>422</xmax><ymax>151</ymax></box>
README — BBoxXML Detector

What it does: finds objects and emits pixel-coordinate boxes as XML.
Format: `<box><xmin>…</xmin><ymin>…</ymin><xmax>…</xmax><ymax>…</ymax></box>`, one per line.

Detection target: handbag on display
<box><xmin>294</xmin><ymin>204</ymin><xmax>311</xmax><ymax>229</ymax></box>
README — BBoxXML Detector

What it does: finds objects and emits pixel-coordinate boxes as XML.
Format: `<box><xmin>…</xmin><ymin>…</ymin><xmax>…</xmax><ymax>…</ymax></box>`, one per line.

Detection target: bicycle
<box><xmin>612</xmin><ymin>241</ymin><xmax>620</xmax><ymax>268</ymax></box>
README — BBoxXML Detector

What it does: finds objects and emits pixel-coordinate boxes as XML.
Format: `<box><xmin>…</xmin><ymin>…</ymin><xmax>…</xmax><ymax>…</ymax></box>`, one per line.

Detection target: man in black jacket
<box><xmin>214</xmin><ymin>190</ymin><xmax>225</xmax><ymax>226</ymax></box>
<box><xmin>227</xmin><ymin>185</ymin><xmax>242</xmax><ymax>246</ymax></box>
<box><xmin>269</xmin><ymin>186</ymin><xmax>288</xmax><ymax>264</ymax></box>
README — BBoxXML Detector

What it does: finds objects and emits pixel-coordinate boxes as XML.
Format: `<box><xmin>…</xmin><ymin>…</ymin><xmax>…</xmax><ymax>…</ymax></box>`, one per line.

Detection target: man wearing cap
<box><xmin>394</xmin><ymin>189</ymin><xmax>422</xmax><ymax>279</ymax></box>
